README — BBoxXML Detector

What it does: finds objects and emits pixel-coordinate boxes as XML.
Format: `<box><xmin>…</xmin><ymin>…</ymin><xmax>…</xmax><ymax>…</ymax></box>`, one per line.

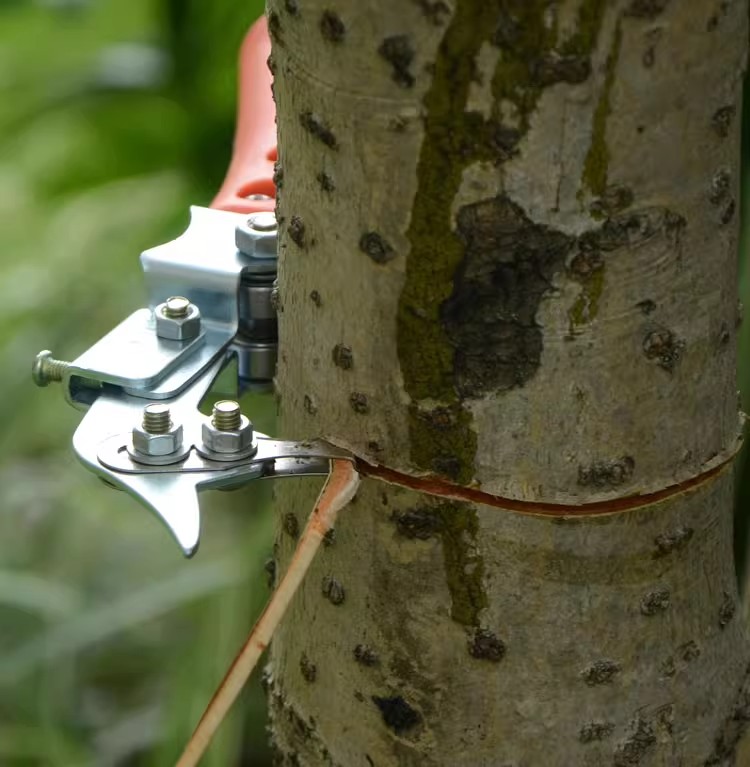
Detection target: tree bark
<box><xmin>266</xmin><ymin>1</ymin><xmax>749</xmax><ymax>764</ymax></box>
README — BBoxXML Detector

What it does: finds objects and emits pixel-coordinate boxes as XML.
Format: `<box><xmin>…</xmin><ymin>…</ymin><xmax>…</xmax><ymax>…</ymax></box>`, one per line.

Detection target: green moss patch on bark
<box><xmin>561</xmin><ymin>0</ymin><xmax>608</xmax><ymax>57</ymax></box>
<box><xmin>408</xmin><ymin>404</ymin><xmax>478</xmax><ymax>485</ymax></box>
<box><xmin>397</xmin><ymin>0</ymin><xmax>504</xmax><ymax>483</ymax></box>
<box><xmin>398</xmin><ymin>2</ymin><xmax>610</xmax><ymax>481</ymax></box>
<box><xmin>435</xmin><ymin>502</ymin><xmax>487</xmax><ymax>627</ymax></box>
<box><xmin>398</xmin><ymin>0</ymin><xmax>501</xmax><ymax>405</ymax></box>
<box><xmin>581</xmin><ymin>21</ymin><xmax>623</xmax><ymax>199</ymax></box>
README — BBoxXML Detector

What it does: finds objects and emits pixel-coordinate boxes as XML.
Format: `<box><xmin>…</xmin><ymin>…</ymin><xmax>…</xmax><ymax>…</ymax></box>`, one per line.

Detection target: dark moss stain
<box><xmin>531</xmin><ymin>52</ymin><xmax>591</xmax><ymax>87</ymax></box>
<box><xmin>413</xmin><ymin>0</ymin><xmax>450</xmax><ymax>25</ymax></box>
<box><xmin>392</xmin><ymin>505</ymin><xmax>443</xmax><ymax>540</ymax></box>
<box><xmin>582</xmin><ymin>659</ymin><xmax>621</xmax><ymax>685</ymax></box>
<box><xmin>354</xmin><ymin>644</ymin><xmax>379</xmax><ymax>666</ymax></box>
<box><xmin>719</xmin><ymin>591</ymin><xmax>736</xmax><ymax>628</ymax></box>
<box><xmin>653</xmin><ymin>526</ymin><xmax>693</xmax><ymax>557</ymax></box>
<box><xmin>372</xmin><ymin>696</ymin><xmax>421</xmax><ymax>734</ymax></box>
<box><xmin>408</xmin><ymin>403</ymin><xmax>477</xmax><ymax>483</ymax></box>
<box><xmin>309</xmin><ymin>290</ymin><xmax>322</xmax><ymax>307</ymax></box>
<box><xmin>273</xmin><ymin>162</ymin><xmax>284</xmax><ymax>190</ymax></box>
<box><xmin>323</xmin><ymin>528</ymin><xmax>336</xmax><ymax>547</ymax></box>
<box><xmin>300</xmin><ymin>653</ymin><xmax>317</xmax><ymax>683</ymax></box>
<box><xmin>589</xmin><ymin>184</ymin><xmax>634</xmax><ymax>218</ymax></box>
<box><xmin>320</xmin><ymin>10</ymin><xmax>346</xmax><ymax>43</ymax></box>
<box><xmin>359</xmin><ymin>232</ymin><xmax>395</xmax><ymax>264</ymax></box>
<box><xmin>642</xmin><ymin>327</ymin><xmax>685</xmax><ymax>372</ymax></box>
<box><xmin>640</xmin><ymin>587</ymin><xmax>670</xmax><ymax>616</ymax></box>
<box><xmin>578</xmin><ymin>456</ymin><xmax>635</xmax><ymax>488</ymax></box>
<box><xmin>637</xmin><ymin>299</ymin><xmax>656</xmax><ymax>315</ymax></box>
<box><xmin>712</xmin><ymin>105</ymin><xmax>736</xmax><ymax>138</ymax></box>
<box><xmin>303</xmin><ymin>394</ymin><xmax>318</xmax><ymax>415</ymax></box>
<box><xmin>391</xmin><ymin>500</ymin><xmax>487</xmax><ymax>625</ymax></box>
<box><xmin>332</xmin><ymin>344</ymin><xmax>353</xmax><ymax>370</ymax></box>
<box><xmin>581</xmin><ymin>21</ymin><xmax>622</xmax><ymax>198</ymax></box>
<box><xmin>283</xmin><ymin>511</ymin><xmax>300</xmax><ymax>539</ymax></box>
<box><xmin>398</xmin><ymin>1</ymin><xmax>502</xmax><ymax>483</ymax></box>
<box><xmin>561</xmin><ymin>0</ymin><xmax>608</xmax><ymax>57</ymax></box>
<box><xmin>625</xmin><ymin>0</ymin><xmax>670</xmax><ymax>18</ymax></box>
<box><xmin>316</xmin><ymin>171</ymin><xmax>335</xmax><ymax>193</ymax></box>
<box><xmin>284</xmin><ymin>0</ymin><xmax>300</xmax><ymax>16</ymax></box>
<box><xmin>437</xmin><ymin>502</ymin><xmax>487</xmax><ymax>626</ymax></box>
<box><xmin>443</xmin><ymin>195</ymin><xmax>574</xmax><ymax>397</ymax></box>
<box><xmin>489</xmin><ymin>2</ymin><xmax>592</xmax><ymax>135</ymax></box>
<box><xmin>300</xmin><ymin>111</ymin><xmax>338</xmax><ymax>149</ymax></box>
<box><xmin>580</xmin><ymin>721</ymin><xmax>615</xmax><ymax>743</ymax></box>
<box><xmin>468</xmin><ymin>628</ymin><xmax>506</xmax><ymax>661</ymax></box>
<box><xmin>349</xmin><ymin>392</ymin><xmax>369</xmax><ymax>414</ymax></box>
<box><xmin>378</xmin><ymin>35</ymin><xmax>416</xmax><ymax>88</ymax></box>
<box><xmin>398</xmin><ymin>3</ymin><xmax>609</xmax><ymax>483</ymax></box>
<box><xmin>288</xmin><ymin>215</ymin><xmax>306</xmax><ymax>248</ymax></box>
<box><xmin>322</xmin><ymin>575</ymin><xmax>345</xmax><ymax>605</ymax></box>
<box><xmin>613</xmin><ymin>715</ymin><xmax>656</xmax><ymax>767</ymax></box>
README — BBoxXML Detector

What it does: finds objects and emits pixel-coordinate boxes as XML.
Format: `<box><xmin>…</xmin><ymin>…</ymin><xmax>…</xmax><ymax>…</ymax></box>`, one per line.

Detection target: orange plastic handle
<box><xmin>211</xmin><ymin>15</ymin><xmax>276</xmax><ymax>213</ymax></box>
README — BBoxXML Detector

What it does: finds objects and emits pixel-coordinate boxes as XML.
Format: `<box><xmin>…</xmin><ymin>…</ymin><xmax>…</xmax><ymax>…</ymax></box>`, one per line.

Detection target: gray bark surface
<box><xmin>265</xmin><ymin>1</ymin><xmax>750</xmax><ymax>764</ymax></box>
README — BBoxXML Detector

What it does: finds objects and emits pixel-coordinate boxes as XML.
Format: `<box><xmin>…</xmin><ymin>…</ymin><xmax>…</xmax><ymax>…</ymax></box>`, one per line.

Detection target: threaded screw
<box><xmin>212</xmin><ymin>400</ymin><xmax>242</xmax><ymax>431</ymax></box>
<box><xmin>32</xmin><ymin>350</ymin><xmax>71</xmax><ymax>387</ymax></box>
<box><xmin>142</xmin><ymin>403</ymin><xmax>172</xmax><ymax>434</ymax></box>
<box><xmin>162</xmin><ymin>296</ymin><xmax>191</xmax><ymax>319</ymax></box>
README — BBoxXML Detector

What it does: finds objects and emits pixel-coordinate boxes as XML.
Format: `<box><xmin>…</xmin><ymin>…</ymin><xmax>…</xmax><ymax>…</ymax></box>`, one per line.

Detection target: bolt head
<box><xmin>201</xmin><ymin>414</ymin><xmax>255</xmax><ymax>455</ymax></box>
<box><xmin>32</xmin><ymin>350</ymin><xmax>53</xmax><ymax>387</ymax></box>
<box><xmin>155</xmin><ymin>301</ymin><xmax>201</xmax><ymax>341</ymax></box>
<box><xmin>132</xmin><ymin>422</ymin><xmax>184</xmax><ymax>456</ymax></box>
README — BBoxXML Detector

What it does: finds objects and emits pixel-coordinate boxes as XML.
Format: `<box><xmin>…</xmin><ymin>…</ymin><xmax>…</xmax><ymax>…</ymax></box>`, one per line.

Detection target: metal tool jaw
<box><xmin>34</xmin><ymin>206</ymin><xmax>352</xmax><ymax>557</ymax></box>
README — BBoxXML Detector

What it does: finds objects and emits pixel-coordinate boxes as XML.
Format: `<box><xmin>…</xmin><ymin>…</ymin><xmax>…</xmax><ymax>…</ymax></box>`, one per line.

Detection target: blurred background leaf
<box><xmin>0</xmin><ymin>1</ymin><xmax>272</xmax><ymax>765</ymax></box>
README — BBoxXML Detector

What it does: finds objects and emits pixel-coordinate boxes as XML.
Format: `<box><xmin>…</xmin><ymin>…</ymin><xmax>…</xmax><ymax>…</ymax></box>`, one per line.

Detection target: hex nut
<box><xmin>235</xmin><ymin>215</ymin><xmax>277</xmax><ymax>260</ymax></box>
<box><xmin>155</xmin><ymin>302</ymin><xmax>202</xmax><ymax>341</ymax></box>
<box><xmin>132</xmin><ymin>423</ymin><xmax>184</xmax><ymax>456</ymax></box>
<box><xmin>201</xmin><ymin>415</ymin><xmax>255</xmax><ymax>455</ymax></box>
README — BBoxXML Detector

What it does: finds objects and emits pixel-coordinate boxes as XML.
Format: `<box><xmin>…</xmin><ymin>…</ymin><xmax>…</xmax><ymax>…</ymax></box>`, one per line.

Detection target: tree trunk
<box><xmin>266</xmin><ymin>1</ymin><xmax>749</xmax><ymax>764</ymax></box>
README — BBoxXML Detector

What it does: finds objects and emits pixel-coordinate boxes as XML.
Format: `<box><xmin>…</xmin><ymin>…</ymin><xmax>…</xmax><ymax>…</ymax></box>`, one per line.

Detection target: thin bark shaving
<box><xmin>268</xmin><ymin>0</ymin><xmax>749</xmax><ymax>764</ymax></box>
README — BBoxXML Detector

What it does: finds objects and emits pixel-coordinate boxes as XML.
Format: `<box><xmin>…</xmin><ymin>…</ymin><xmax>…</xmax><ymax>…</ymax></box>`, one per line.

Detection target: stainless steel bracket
<box><xmin>64</xmin><ymin>207</ymin><xmax>250</xmax><ymax>409</ymax></box>
<box><xmin>72</xmin><ymin>356</ymin><xmax>352</xmax><ymax>557</ymax></box>
<box><xmin>34</xmin><ymin>206</ymin><xmax>353</xmax><ymax>557</ymax></box>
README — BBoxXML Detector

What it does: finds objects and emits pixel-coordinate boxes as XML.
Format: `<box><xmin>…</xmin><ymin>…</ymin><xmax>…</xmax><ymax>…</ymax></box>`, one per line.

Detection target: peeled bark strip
<box><xmin>267</xmin><ymin>1</ymin><xmax>748</xmax><ymax>764</ymax></box>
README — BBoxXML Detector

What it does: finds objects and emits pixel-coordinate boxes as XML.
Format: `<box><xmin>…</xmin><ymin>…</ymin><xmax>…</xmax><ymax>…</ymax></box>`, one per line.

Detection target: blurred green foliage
<box><xmin>0</xmin><ymin>1</ymin><xmax>271</xmax><ymax>765</ymax></box>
